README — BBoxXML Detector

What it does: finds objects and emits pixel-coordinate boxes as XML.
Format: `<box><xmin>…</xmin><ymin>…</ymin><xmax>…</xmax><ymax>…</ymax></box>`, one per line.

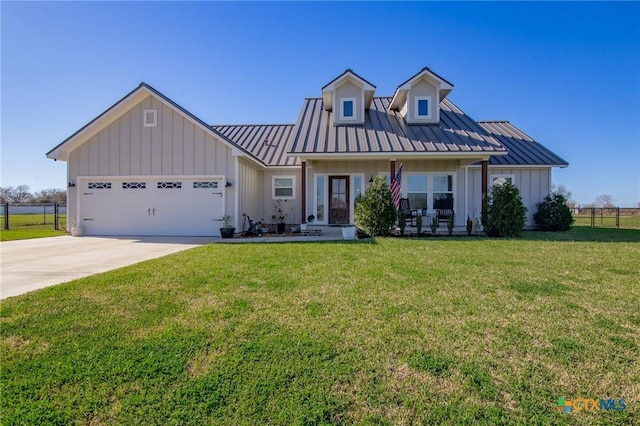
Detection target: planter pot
<box><xmin>342</xmin><ymin>225</ymin><xmax>357</xmax><ymax>240</ymax></box>
<box><xmin>220</xmin><ymin>227</ymin><xmax>235</xmax><ymax>239</ymax></box>
<box><xmin>470</xmin><ymin>218</ymin><xmax>479</xmax><ymax>234</ymax></box>
<box><xmin>71</xmin><ymin>226</ymin><xmax>83</xmax><ymax>237</ymax></box>
<box><xmin>276</xmin><ymin>223</ymin><xmax>286</xmax><ymax>234</ymax></box>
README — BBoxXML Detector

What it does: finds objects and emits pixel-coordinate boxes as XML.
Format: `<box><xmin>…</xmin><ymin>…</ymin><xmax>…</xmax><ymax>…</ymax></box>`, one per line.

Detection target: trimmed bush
<box><xmin>534</xmin><ymin>193</ymin><xmax>574</xmax><ymax>231</ymax></box>
<box><xmin>483</xmin><ymin>182</ymin><xmax>527</xmax><ymax>237</ymax></box>
<box><xmin>354</xmin><ymin>177</ymin><xmax>397</xmax><ymax>236</ymax></box>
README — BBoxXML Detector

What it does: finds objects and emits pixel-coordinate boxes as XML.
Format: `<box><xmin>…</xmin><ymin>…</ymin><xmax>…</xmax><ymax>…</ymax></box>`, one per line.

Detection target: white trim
<box><xmin>339</xmin><ymin>97</ymin><xmax>357</xmax><ymax>120</ymax></box>
<box><xmin>311</xmin><ymin>173</ymin><xmax>363</xmax><ymax>225</ymax></box>
<box><xmin>234</xmin><ymin>157</ymin><xmax>240</xmax><ymax>229</ymax></box>
<box><xmin>143</xmin><ymin>109</ymin><xmax>157</xmax><ymax>127</ymax></box>
<box><xmin>414</xmin><ymin>96</ymin><xmax>432</xmax><ymax>120</ymax></box>
<box><xmin>464</xmin><ymin>166</ymin><xmax>469</xmax><ymax>221</ymax></box>
<box><xmin>490</xmin><ymin>174</ymin><xmax>516</xmax><ymax>187</ymax></box>
<box><xmin>272</xmin><ymin>175</ymin><xmax>296</xmax><ymax>200</ymax></box>
<box><xmin>295</xmin><ymin>151</ymin><xmax>507</xmax><ymax>160</ymax></box>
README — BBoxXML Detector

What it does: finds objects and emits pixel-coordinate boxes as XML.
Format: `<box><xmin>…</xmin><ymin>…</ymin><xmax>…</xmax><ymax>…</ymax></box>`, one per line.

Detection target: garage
<box><xmin>78</xmin><ymin>176</ymin><xmax>225</xmax><ymax>236</ymax></box>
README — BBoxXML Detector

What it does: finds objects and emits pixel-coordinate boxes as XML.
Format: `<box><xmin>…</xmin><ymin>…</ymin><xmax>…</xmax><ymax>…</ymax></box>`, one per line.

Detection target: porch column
<box><xmin>301</xmin><ymin>161</ymin><xmax>306</xmax><ymax>221</ymax></box>
<box><xmin>390</xmin><ymin>159</ymin><xmax>396</xmax><ymax>181</ymax></box>
<box><xmin>481</xmin><ymin>160</ymin><xmax>488</xmax><ymax>218</ymax></box>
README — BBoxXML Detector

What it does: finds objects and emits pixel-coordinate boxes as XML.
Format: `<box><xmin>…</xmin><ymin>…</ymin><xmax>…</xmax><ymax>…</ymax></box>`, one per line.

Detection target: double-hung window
<box><xmin>273</xmin><ymin>176</ymin><xmax>295</xmax><ymax>199</ymax></box>
<box><xmin>433</xmin><ymin>174</ymin><xmax>454</xmax><ymax>205</ymax></box>
<box><xmin>407</xmin><ymin>174</ymin><xmax>428</xmax><ymax>210</ymax></box>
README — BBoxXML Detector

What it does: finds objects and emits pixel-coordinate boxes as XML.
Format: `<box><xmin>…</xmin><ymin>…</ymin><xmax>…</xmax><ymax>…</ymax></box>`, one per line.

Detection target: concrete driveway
<box><xmin>1</xmin><ymin>236</ymin><xmax>216</xmax><ymax>299</ymax></box>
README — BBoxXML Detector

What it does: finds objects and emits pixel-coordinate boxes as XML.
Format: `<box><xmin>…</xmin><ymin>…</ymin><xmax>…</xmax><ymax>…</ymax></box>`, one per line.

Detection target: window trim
<box><xmin>391</xmin><ymin>171</ymin><xmax>456</xmax><ymax>211</ymax></box>
<box><xmin>143</xmin><ymin>109</ymin><xmax>157</xmax><ymax>127</ymax></box>
<box><xmin>339</xmin><ymin>97</ymin><xmax>357</xmax><ymax>120</ymax></box>
<box><xmin>272</xmin><ymin>175</ymin><xmax>296</xmax><ymax>200</ymax></box>
<box><xmin>490</xmin><ymin>174</ymin><xmax>516</xmax><ymax>188</ymax></box>
<box><xmin>414</xmin><ymin>96</ymin><xmax>432</xmax><ymax>120</ymax></box>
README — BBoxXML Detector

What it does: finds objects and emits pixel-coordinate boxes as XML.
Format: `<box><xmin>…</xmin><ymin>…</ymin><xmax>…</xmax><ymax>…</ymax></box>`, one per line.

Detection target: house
<box><xmin>46</xmin><ymin>67</ymin><xmax>568</xmax><ymax>236</ymax></box>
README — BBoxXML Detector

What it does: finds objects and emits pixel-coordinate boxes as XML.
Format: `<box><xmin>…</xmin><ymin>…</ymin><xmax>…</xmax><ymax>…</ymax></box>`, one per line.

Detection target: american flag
<box><xmin>391</xmin><ymin>163</ymin><xmax>403</xmax><ymax>209</ymax></box>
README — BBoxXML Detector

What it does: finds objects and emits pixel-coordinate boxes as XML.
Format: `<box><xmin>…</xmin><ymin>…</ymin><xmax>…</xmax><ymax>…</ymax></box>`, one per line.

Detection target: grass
<box><xmin>0</xmin><ymin>214</ymin><xmax>67</xmax><ymax>241</ymax></box>
<box><xmin>573</xmin><ymin>214</ymin><xmax>640</xmax><ymax>230</ymax></box>
<box><xmin>1</xmin><ymin>226</ymin><xmax>639</xmax><ymax>424</ymax></box>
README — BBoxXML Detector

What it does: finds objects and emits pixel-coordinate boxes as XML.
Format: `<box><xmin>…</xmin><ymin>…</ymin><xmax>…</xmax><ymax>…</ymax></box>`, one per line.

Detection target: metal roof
<box><xmin>288</xmin><ymin>97</ymin><xmax>507</xmax><ymax>156</ymax></box>
<box><xmin>212</xmin><ymin>124</ymin><xmax>299</xmax><ymax>167</ymax></box>
<box><xmin>477</xmin><ymin>121</ymin><xmax>568</xmax><ymax>167</ymax></box>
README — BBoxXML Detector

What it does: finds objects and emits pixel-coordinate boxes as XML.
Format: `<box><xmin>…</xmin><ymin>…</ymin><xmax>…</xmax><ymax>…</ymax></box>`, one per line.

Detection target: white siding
<box><xmin>237</xmin><ymin>159</ymin><xmax>263</xmax><ymax>223</ymax></box>
<box><xmin>467</xmin><ymin>167</ymin><xmax>552</xmax><ymax>227</ymax></box>
<box><xmin>66</xmin><ymin>94</ymin><xmax>236</xmax><ymax>230</ymax></box>
<box><xmin>333</xmin><ymin>81</ymin><xmax>364</xmax><ymax>125</ymax></box>
<box><xmin>406</xmin><ymin>79</ymin><xmax>439</xmax><ymax>124</ymax></box>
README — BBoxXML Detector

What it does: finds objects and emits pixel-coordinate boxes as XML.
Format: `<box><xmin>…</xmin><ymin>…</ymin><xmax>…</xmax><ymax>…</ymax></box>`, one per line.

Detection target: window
<box><xmin>407</xmin><ymin>174</ymin><xmax>428</xmax><ymax>209</ymax></box>
<box><xmin>88</xmin><ymin>182</ymin><xmax>111</xmax><ymax>189</ymax></box>
<box><xmin>273</xmin><ymin>176</ymin><xmax>295</xmax><ymax>199</ymax></box>
<box><xmin>433</xmin><ymin>174</ymin><xmax>453</xmax><ymax>205</ymax></box>
<box><xmin>143</xmin><ymin>109</ymin><xmax>157</xmax><ymax>127</ymax></box>
<box><xmin>353</xmin><ymin>175</ymin><xmax>363</xmax><ymax>200</ymax></box>
<box><xmin>122</xmin><ymin>182</ymin><xmax>146</xmax><ymax>189</ymax></box>
<box><xmin>490</xmin><ymin>174</ymin><xmax>515</xmax><ymax>187</ymax></box>
<box><xmin>414</xmin><ymin>96</ymin><xmax>432</xmax><ymax>119</ymax></box>
<box><xmin>316</xmin><ymin>175</ymin><xmax>325</xmax><ymax>222</ymax></box>
<box><xmin>193</xmin><ymin>181</ymin><xmax>219</xmax><ymax>189</ymax></box>
<box><xmin>157</xmin><ymin>182</ymin><xmax>182</xmax><ymax>189</ymax></box>
<box><xmin>340</xmin><ymin>98</ymin><xmax>356</xmax><ymax>120</ymax></box>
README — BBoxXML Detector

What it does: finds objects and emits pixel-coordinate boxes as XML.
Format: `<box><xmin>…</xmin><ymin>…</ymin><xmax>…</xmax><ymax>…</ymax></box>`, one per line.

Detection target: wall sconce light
<box><xmin>68</xmin><ymin>181</ymin><xmax>76</xmax><ymax>188</ymax></box>
<box><xmin>369</xmin><ymin>176</ymin><xmax>374</xmax><ymax>183</ymax></box>
<box><xmin>225</xmin><ymin>181</ymin><xmax>232</xmax><ymax>187</ymax></box>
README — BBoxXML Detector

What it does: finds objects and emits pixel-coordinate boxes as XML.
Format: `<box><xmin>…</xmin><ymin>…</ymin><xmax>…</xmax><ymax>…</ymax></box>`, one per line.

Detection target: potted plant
<box><xmin>341</xmin><ymin>224</ymin><xmax>357</xmax><ymax>240</ymax></box>
<box><xmin>430</xmin><ymin>216</ymin><xmax>439</xmax><ymax>235</ymax></box>
<box><xmin>220</xmin><ymin>214</ymin><xmax>235</xmax><ymax>238</ymax></box>
<box><xmin>272</xmin><ymin>199</ymin><xmax>287</xmax><ymax>234</ymax></box>
<box><xmin>300</xmin><ymin>214</ymin><xmax>315</xmax><ymax>232</ymax></box>
<box><xmin>70</xmin><ymin>220</ymin><xmax>83</xmax><ymax>237</ymax></box>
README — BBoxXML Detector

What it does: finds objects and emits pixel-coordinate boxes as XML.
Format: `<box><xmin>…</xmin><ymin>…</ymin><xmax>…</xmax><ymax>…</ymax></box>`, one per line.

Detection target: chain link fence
<box><xmin>1</xmin><ymin>203</ymin><xmax>67</xmax><ymax>231</ymax></box>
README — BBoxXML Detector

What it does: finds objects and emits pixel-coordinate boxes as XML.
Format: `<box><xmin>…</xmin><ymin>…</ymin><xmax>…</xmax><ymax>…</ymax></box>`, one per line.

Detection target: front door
<box><xmin>329</xmin><ymin>176</ymin><xmax>349</xmax><ymax>224</ymax></box>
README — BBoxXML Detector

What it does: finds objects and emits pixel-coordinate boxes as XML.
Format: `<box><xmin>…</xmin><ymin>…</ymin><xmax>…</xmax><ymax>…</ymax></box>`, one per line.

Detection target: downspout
<box><xmin>234</xmin><ymin>156</ymin><xmax>240</xmax><ymax>230</ymax></box>
<box><xmin>464</xmin><ymin>166</ymin><xmax>468</xmax><ymax>222</ymax></box>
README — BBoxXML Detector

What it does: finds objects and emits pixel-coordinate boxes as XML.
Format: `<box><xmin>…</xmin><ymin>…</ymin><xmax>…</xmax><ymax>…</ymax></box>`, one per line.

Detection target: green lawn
<box><xmin>0</xmin><ymin>214</ymin><xmax>67</xmax><ymax>241</ymax></box>
<box><xmin>2</xmin><ymin>227</ymin><xmax>639</xmax><ymax>425</ymax></box>
<box><xmin>573</xmin><ymin>214</ymin><xmax>640</xmax><ymax>230</ymax></box>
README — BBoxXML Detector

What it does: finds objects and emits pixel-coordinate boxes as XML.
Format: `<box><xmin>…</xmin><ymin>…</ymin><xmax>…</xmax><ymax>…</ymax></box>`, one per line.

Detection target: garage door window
<box><xmin>88</xmin><ymin>182</ymin><xmax>111</xmax><ymax>189</ymax></box>
<box><xmin>157</xmin><ymin>182</ymin><xmax>182</xmax><ymax>189</ymax></box>
<box><xmin>122</xmin><ymin>182</ymin><xmax>146</xmax><ymax>189</ymax></box>
<box><xmin>193</xmin><ymin>181</ymin><xmax>218</xmax><ymax>189</ymax></box>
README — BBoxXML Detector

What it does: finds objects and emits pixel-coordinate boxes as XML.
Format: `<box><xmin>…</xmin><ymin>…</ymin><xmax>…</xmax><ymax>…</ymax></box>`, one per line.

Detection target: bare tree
<box><xmin>11</xmin><ymin>185</ymin><xmax>33</xmax><ymax>204</ymax></box>
<box><xmin>594</xmin><ymin>194</ymin><xmax>616</xmax><ymax>208</ymax></box>
<box><xmin>552</xmin><ymin>183</ymin><xmax>572</xmax><ymax>200</ymax></box>
<box><xmin>33</xmin><ymin>188</ymin><xmax>66</xmax><ymax>204</ymax></box>
<box><xmin>0</xmin><ymin>187</ymin><xmax>15</xmax><ymax>204</ymax></box>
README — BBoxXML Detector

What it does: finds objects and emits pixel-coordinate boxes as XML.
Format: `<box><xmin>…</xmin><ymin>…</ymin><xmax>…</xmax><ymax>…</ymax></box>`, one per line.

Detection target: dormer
<box><xmin>322</xmin><ymin>69</ymin><xmax>376</xmax><ymax>125</ymax></box>
<box><xmin>388</xmin><ymin>67</ymin><xmax>454</xmax><ymax>125</ymax></box>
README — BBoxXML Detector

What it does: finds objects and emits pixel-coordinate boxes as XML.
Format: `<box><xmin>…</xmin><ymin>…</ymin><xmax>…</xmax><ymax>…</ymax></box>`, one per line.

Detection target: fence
<box><xmin>1</xmin><ymin>203</ymin><xmax>67</xmax><ymax>231</ymax></box>
<box><xmin>572</xmin><ymin>207</ymin><xmax>640</xmax><ymax>229</ymax></box>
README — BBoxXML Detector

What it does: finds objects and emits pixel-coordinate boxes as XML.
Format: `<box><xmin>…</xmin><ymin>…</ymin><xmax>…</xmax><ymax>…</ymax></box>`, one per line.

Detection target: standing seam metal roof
<box><xmin>288</xmin><ymin>97</ymin><xmax>506</xmax><ymax>155</ymax></box>
<box><xmin>477</xmin><ymin>121</ymin><xmax>568</xmax><ymax>166</ymax></box>
<box><xmin>212</xmin><ymin>124</ymin><xmax>299</xmax><ymax>167</ymax></box>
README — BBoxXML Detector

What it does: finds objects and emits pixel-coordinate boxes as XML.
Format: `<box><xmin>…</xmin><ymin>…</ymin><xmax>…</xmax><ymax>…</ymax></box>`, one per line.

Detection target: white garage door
<box><xmin>79</xmin><ymin>176</ymin><xmax>226</xmax><ymax>236</ymax></box>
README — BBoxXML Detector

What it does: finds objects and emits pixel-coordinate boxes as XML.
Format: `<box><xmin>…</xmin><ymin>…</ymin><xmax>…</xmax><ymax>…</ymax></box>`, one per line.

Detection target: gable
<box><xmin>46</xmin><ymin>83</ymin><xmax>256</xmax><ymax>165</ymax></box>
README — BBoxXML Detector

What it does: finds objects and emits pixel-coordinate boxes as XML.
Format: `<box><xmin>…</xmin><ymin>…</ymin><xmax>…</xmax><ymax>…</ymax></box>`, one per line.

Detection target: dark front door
<box><xmin>329</xmin><ymin>176</ymin><xmax>349</xmax><ymax>225</ymax></box>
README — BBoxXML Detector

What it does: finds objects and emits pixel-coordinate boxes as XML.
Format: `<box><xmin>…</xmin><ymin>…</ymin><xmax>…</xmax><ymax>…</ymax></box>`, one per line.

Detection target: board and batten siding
<box><xmin>237</xmin><ymin>159</ymin><xmax>263</xmax><ymax>224</ymax></box>
<box><xmin>261</xmin><ymin>169</ymin><xmax>302</xmax><ymax>225</ymax></box>
<box><xmin>467</xmin><ymin>167</ymin><xmax>552</xmax><ymax>227</ymax></box>
<box><xmin>66</xmin><ymin>94</ymin><xmax>236</xmax><ymax>230</ymax></box>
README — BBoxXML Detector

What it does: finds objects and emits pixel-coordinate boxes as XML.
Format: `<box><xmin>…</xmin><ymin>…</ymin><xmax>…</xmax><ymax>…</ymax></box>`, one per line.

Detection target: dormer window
<box><xmin>340</xmin><ymin>98</ymin><xmax>356</xmax><ymax>120</ymax></box>
<box><xmin>415</xmin><ymin>96</ymin><xmax>431</xmax><ymax>119</ymax></box>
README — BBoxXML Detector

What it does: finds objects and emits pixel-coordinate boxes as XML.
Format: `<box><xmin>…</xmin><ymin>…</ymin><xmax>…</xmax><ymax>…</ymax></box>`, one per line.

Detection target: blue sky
<box><xmin>2</xmin><ymin>1</ymin><xmax>639</xmax><ymax>205</ymax></box>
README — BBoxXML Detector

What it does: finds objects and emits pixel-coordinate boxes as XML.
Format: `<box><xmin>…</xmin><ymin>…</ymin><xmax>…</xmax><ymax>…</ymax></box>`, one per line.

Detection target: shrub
<box><xmin>416</xmin><ymin>214</ymin><xmax>423</xmax><ymax>235</ymax></box>
<box><xmin>430</xmin><ymin>215</ymin><xmax>438</xmax><ymax>234</ymax></box>
<box><xmin>447</xmin><ymin>213</ymin><xmax>454</xmax><ymax>236</ymax></box>
<box><xmin>398</xmin><ymin>212</ymin><xmax>406</xmax><ymax>236</ymax></box>
<box><xmin>483</xmin><ymin>182</ymin><xmax>527</xmax><ymax>237</ymax></box>
<box><xmin>533</xmin><ymin>193</ymin><xmax>574</xmax><ymax>231</ymax></box>
<box><xmin>354</xmin><ymin>177</ymin><xmax>397</xmax><ymax>236</ymax></box>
